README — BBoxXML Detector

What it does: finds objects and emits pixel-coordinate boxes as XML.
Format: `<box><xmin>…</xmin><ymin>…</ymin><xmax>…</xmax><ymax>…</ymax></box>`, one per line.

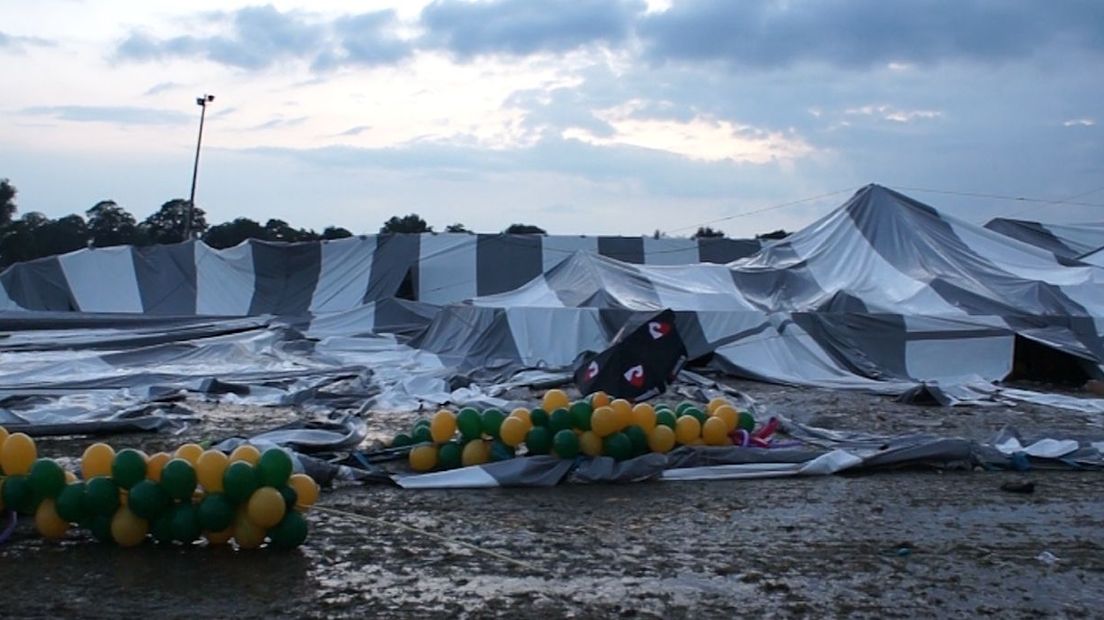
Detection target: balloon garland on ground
<box><xmin>395</xmin><ymin>390</ymin><xmax>766</xmax><ymax>472</ymax></box>
<box><xmin>0</xmin><ymin>426</ymin><xmax>319</xmax><ymax>550</ymax></box>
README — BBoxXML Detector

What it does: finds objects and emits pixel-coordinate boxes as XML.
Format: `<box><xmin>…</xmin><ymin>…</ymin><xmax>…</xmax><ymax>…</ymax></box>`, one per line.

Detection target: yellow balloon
<box><xmin>288</xmin><ymin>473</ymin><xmax>320</xmax><ymax>510</ymax></box>
<box><xmin>146</xmin><ymin>452</ymin><xmax>172</xmax><ymax>482</ymax></box>
<box><xmin>609</xmin><ymin>399</ymin><xmax>633</xmax><ymax>431</ymax></box>
<box><xmin>499</xmin><ymin>416</ymin><xmax>527</xmax><ymax>447</ymax></box>
<box><xmin>579</xmin><ymin>431</ymin><xmax>603</xmax><ymax>457</ymax></box>
<box><xmin>713</xmin><ymin>405</ymin><xmax>739</xmax><ymax>432</ymax></box>
<box><xmin>430</xmin><ymin>410</ymin><xmax>458</xmax><ymax>443</ymax></box>
<box><xmin>80</xmin><ymin>443</ymin><xmax>115</xmax><ymax>479</ymax></box>
<box><xmin>630</xmin><ymin>403</ymin><xmax>657</xmax><ymax>432</ymax></box>
<box><xmin>509</xmin><ymin>408</ymin><xmax>532</xmax><ymax>428</ymax></box>
<box><xmin>589</xmin><ymin>391</ymin><xmax>611</xmax><ymax>409</ymax></box>
<box><xmin>675</xmin><ymin>416</ymin><xmax>702</xmax><ymax>445</ymax></box>
<box><xmin>707</xmin><ymin>397</ymin><xmax>731</xmax><ymax>415</ymax></box>
<box><xmin>234</xmin><ymin>511</ymin><xmax>267</xmax><ymax>550</ymax></box>
<box><xmin>196</xmin><ymin>450</ymin><xmax>230</xmax><ymax>492</ymax></box>
<box><xmin>205</xmin><ymin>527</ymin><xmax>234</xmax><ymax>545</ymax></box>
<box><xmin>702</xmin><ymin>417</ymin><xmax>730</xmax><ymax>446</ymax></box>
<box><xmin>590</xmin><ymin>406</ymin><xmax>618</xmax><ymax>437</ymax></box>
<box><xmin>247</xmin><ymin>487</ymin><xmax>286</xmax><ymax>528</ymax></box>
<box><xmin>174</xmin><ymin>443</ymin><xmax>204</xmax><ymax>466</ymax></box>
<box><xmin>229</xmin><ymin>444</ymin><xmax>261</xmax><ymax>466</ymax></box>
<box><xmin>64</xmin><ymin>470</ymin><xmax>77</xmax><ymax>484</ymax></box>
<box><xmin>111</xmin><ymin>507</ymin><xmax>149</xmax><ymax>547</ymax></box>
<box><xmin>409</xmin><ymin>445</ymin><xmax>437</xmax><ymax>472</ymax></box>
<box><xmin>647</xmin><ymin>426</ymin><xmax>676</xmax><ymax>454</ymax></box>
<box><xmin>461</xmin><ymin>440</ymin><xmax>489</xmax><ymax>467</ymax></box>
<box><xmin>1</xmin><ymin>432</ymin><xmax>36</xmax><ymax>476</ymax></box>
<box><xmin>0</xmin><ymin>425</ymin><xmax>8</xmax><ymax>447</ymax></box>
<box><xmin>542</xmin><ymin>389</ymin><xmax>571</xmax><ymax>412</ymax></box>
<box><xmin>35</xmin><ymin>499</ymin><xmax>70</xmax><ymax>540</ymax></box>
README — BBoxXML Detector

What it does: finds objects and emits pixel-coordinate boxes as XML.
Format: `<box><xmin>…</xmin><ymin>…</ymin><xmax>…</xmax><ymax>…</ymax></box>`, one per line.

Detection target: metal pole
<box><xmin>186</xmin><ymin>96</ymin><xmax>211</xmax><ymax>240</ymax></box>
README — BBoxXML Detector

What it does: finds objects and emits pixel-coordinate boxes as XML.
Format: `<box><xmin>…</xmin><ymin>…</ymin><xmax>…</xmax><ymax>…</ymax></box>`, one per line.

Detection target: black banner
<box><xmin>573</xmin><ymin>309</ymin><xmax>687</xmax><ymax>402</ymax></box>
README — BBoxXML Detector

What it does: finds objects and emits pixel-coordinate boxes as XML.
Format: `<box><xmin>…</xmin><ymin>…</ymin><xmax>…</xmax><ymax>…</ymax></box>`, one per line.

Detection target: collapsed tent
<box><xmin>3</xmin><ymin>184</ymin><xmax>1104</xmax><ymax>429</ymax></box>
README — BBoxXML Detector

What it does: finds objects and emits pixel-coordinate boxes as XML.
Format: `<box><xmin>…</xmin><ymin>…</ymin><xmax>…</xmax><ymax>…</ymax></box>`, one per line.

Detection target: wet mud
<box><xmin>2</xmin><ymin>381</ymin><xmax>1103</xmax><ymax>618</ymax></box>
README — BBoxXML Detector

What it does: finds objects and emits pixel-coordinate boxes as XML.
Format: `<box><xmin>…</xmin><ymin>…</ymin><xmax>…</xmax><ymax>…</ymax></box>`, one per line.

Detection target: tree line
<box><xmin>0</xmin><ymin>178</ymin><xmax>784</xmax><ymax>270</ymax></box>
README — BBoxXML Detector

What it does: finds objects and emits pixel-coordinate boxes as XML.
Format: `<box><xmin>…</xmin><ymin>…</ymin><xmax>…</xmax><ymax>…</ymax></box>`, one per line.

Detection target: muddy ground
<box><xmin>2</xmin><ymin>379</ymin><xmax>1103</xmax><ymax>618</ymax></box>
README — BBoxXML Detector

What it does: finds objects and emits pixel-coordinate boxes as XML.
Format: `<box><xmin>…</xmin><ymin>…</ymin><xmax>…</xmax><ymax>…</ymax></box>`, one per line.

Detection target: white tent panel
<box><xmin>646</xmin><ymin>263</ymin><xmax>757</xmax><ymax>311</ymax></box>
<box><xmin>506</xmin><ymin>307</ymin><xmax>608</xmax><ymax>367</ymax></box>
<box><xmin>58</xmin><ymin>247</ymin><xmax>143</xmax><ymax>313</ymax></box>
<box><xmin>418</xmin><ymin>234</ymin><xmax>477</xmax><ymax>304</ymax></box>
<box><xmin>311</xmin><ymin>236</ymin><xmax>377</xmax><ymax>313</ymax></box>
<box><xmin>195</xmin><ymin>242</ymin><xmax>255</xmax><ymax>316</ymax></box>
<box><xmin>542</xmin><ymin>236</ymin><xmax>598</xmax><ymax>273</ymax></box>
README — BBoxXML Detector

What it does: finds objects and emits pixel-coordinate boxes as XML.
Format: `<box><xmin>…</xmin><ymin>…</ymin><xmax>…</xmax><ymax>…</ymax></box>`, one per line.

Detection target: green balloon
<box><xmin>197</xmin><ymin>494</ymin><xmax>235</xmax><ymax>532</ymax></box>
<box><xmin>391</xmin><ymin>433</ymin><xmax>413</xmax><ymax>448</ymax></box>
<box><xmin>169</xmin><ymin>503</ymin><xmax>201</xmax><ymax>544</ymax></box>
<box><xmin>676</xmin><ymin>401</ymin><xmax>696</xmax><ymax>415</ymax></box>
<box><xmin>28</xmin><ymin>458</ymin><xmax>66</xmax><ymax>499</ymax></box>
<box><xmin>437</xmin><ymin>442</ymin><xmax>462</xmax><ymax>470</ymax></box>
<box><xmin>656</xmin><ymin>409</ymin><xmax>677</xmax><ymax>430</ymax></box>
<box><xmin>529</xmin><ymin>408</ymin><xmax>549</xmax><ymax>428</ymax></box>
<box><xmin>569</xmin><ymin>401</ymin><xmax>593</xmax><ymax>431</ymax></box>
<box><xmin>2</xmin><ymin>475</ymin><xmax>36</xmax><ymax>515</ymax></box>
<box><xmin>128</xmin><ymin>480</ymin><xmax>170</xmax><ymax>520</ymax></box>
<box><xmin>624</xmin><ymin>425</ymin><xmax>648</xmax><ymax>457</ymax></box>
<box><xmin>84</xmin><ymin>476</ymin><xmax>119</xmax><ymax>516</ymax></box>
<box><xmin>489</xmin><ymin>440</ymin><xmax>515</xmax><ymax>462</ymax></box>
<box><xmin>552</xmin><ymin>430</ymin><xmax>580</xmax><ymax>459</ymax></box>
<box><xmin>160</xmin><ymin>459</ymin><xmax>197</xmax><ymax>501</ymax></box>
<box><xmin>456</xmin><ymin>409</ymin><xmax>482</xmax><ymax>441</ymax></box>
<box><xmin>412</xmin><ymin>425</ymin><xmax>433</xmax><ymax>444</ymax></box>
<box><xmin>150</xmin><ymin>513</ymin><xmax>175</xmax><ymax>544</ymax></box>
<box><xmin>525</xmin><ymin>427</ymin><xmax>552</xmax><ymax>455</ymax></box>
<box><xmin>480</xmin><ymin>409</ymin><xmax>506</xmax><ymax>439</ymax></box>
<box><xmin>602</xmin><ymin>432</ymin><xmax>631</xmax><ymax>461</ymax></box>
<box><xmin>278</xmin><ymin>486</ymin><xmax>298</xmax><ymax>511</ymax></box>
<box><xmin>737</xmin><ymin>411</ymin><xmax>756</xmax><ymax>432</ymax></box>
<box><xmin>269</xmin><ymin>510</ymin><xmax>308</xmax><ymax>550</ymax></box>
<box><xmin>222</xmin><ymin>461</ymin><xmax>259</xmax><ymax>504</ymax></box>
<box><xmin>686</xmin><ymin>407</ymin><xmax>707</xmax><ymax>425</ymax></box>
<box><xmin>258</xmin><ymin>449</ymin><xmax>293</xmax><ymax>488</ymax></box>
<box><xmin>86</xmin><ymin>514</ymin><xmax>113</xmax><ymax>543</ymax></box>
<box><xmin>56</xmin><ymin>482</ymin><xmax>88</xmax><ymax>523</ymax></box>
<box><xmin>111</xmin><ymin>449</ymin><xmax>147</xmax><ymax>490</ymax></box>
<box><xmin>548</xmin><ymin>408</ymin><xmax>573</xmax><ymax>434</ymax></box>
<box><xmin>412</xmin><ymin>418</ymin><xmax>431</xmax><ymax>430</ymax></box>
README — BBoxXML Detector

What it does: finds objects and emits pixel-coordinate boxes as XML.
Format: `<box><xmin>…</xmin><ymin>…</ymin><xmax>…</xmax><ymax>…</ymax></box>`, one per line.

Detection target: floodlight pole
<box><xmin>186</xmin><ymin>94</ymin><xmax>215</xmax><ymax>240</ymax></box>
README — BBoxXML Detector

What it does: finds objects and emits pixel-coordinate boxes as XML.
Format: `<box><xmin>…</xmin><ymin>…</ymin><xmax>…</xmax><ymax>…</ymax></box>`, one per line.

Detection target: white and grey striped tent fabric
<box><xmin>985</xmin><ymin>218</ymin><xmax>1104</xmax><ymax>263</ymax></box>
<box><xmin>3</xmin><ymin>184</ymin><xmax>1104</xmax><ymax>427</ymax></box>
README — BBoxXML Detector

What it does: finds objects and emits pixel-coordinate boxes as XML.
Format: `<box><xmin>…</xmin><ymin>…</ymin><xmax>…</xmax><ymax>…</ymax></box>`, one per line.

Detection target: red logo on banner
<box><xmin>648</xmin><ymin>321</ymin><xmax>671</xmax><ymax>340</ymax></box>
<box><xmin>623</xmin><ymin>365</ymin><xmax>645</xmax><ymax>387</ymax></box>
<box><xmin>585</xmin><ymin>361</ymin><xmax>599</xmax><ymax>380</ymax></box>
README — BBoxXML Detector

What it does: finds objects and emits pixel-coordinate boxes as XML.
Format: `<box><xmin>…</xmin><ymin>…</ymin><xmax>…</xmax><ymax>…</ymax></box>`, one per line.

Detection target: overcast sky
<box><xmin>1</xmin><ymin>0</ymin><xmax>1101</xmax><ymax>236</ymax></box>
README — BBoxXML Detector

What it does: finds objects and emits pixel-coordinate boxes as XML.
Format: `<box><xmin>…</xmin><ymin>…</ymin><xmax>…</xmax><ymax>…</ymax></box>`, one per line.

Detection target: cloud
<box><xmin>247</xmin><ymin>116</ymin><xmax>308</xmax><ymax>131</ymax></box>
<box><xmin>143</xmin><ymin>81</ymin><xmax>181</xmax><ymax>96</ymax></box>
<box><xmin>20</xmin><ymin>105</ymin><xmax>190</xmax><ymax>125</ymax></box>
<box><xmin>1064</xmin><ymin>118</ymin><xmax>1096</xmax><ymax>127</ymax></box>
<box><xmin>419</xmin><ymin>0</ymin><xmax>645</xmax><ymax>58</ymax></box>
<box><xmin>312</xmin><ymin>10</ymin><xmax>410</xmax><ymax>71</ymax></box>
<box><xmin>638</xmin><ymin>1</ymin><xmax>1104</xmax><ymax>69</ymax></box>
<box><xmin>0</xmin><ymin>31</ymin><xmax>53</xmax><ymax>51</ymax></box>
<box><xmin>116</xmin><ymin>5</ymin><xmax>327</xmax><ymax>70</ymax></box>
<box><xmin>336</xmin><ymin>125</ymin><xmax>372</xmax><ymax>137</ymax></box>
<box><xmin>845</xmin><ymin>105</ymin><xmax>942</xmax><ymax>123</ymax></box>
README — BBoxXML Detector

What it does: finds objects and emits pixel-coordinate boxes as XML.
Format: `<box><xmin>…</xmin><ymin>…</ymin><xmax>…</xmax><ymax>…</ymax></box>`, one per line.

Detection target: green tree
<box><xmin>691</xmin><ymin>226</ymin><xmax>725</xmax><ymax>239</ymax></box>
<box><xmin>504</xmin><ymin>223</ymin><xmax>546</xmax><ymax>235</ymax></box>
<box><xmin>142</xmin><ymin>199</ymin><xmax>207</xmax><ymax>244</ymax></box>
<box><xmin>0</xmin><ymin>212</ymin><xmax>50</xmax><ymax>267</ymax></box>
<box><xmin>38</xmin><ymin>214</ymin><xmax>89</xmax><ymax>257</ymax></box>
<box><xmin>203</xmin><ymin>217</ymin><xmax>267</xmax><ymax>249</ymax></box>
<box><xmin>86</xmin><ymin>200</ymin><xmax>139</xmax><ymax>247</ymax></box>
<box><xmin>445</xmin><ymin>223</ymin><xmax>470</xmax><ymax>233</ymax></box>
<box><xmin>0</xmin><ymin>179</ymin><xmax>16</xmax><ymax>227</ymax></box>
<box><xmin>322</xmin><ymin>226</ymin><xmax>353</xmax><ymax>240</ymax></box>
<box><xmin>380</xmin><ymin>214</ymin><xmax>431</xmax><ymax>234</ymax></box>
<box><xmin>755</xmin><ymin>229</ymin><xmax>789</xmax><ymax>240</ymax></box>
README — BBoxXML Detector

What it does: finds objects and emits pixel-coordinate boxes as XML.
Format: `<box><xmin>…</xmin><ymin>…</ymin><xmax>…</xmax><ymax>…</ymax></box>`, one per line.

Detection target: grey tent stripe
<box><xmin>133</xmin><ymin>242</ymin><xmax>198</xmax><ymax>315</ymax></box>
<box><xmin>729</xmin><ymin>240</ymin><xmax>826</xmax><ymax>312</ymax></box>
<box><xmin>476</xmin><ymin>234</ymin><xmax>543</xmax><ymax>296</ymax></box>
<box><xmin>698</xmin><ymin>238</ymin><xmax>761</xmax><ymax>264</ymax></box>
<box><xmin>598</xmin><ymin>237</ymin><xmax>645</xmax><ymax>264</ymax></box>
<box><xmin>0</xmin><ymin>256</ymin><xmax>76</xmax><ymax>311</ymax></box>
<box><xmin>984</xmin><ymin>218</ymin><xmax>1080</xmax><ymax>260</ymax></box>
<box><xmin>248</xmin><ymin>241</ymin><xmax>322</xmax><ymax>316</ymax></box>
<box><xmin>366</xmin><ymin>234</ymin><xmax>420</xmax><ymax>303</ymax></box>
<box><xmin>792</xmin><ymin>313</ymin><xmax>911</xmax><ymax>380</ymax></box>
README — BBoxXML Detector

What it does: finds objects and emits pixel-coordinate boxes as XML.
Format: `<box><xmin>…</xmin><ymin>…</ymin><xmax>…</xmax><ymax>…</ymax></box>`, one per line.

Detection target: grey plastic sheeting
<box><xmin>4</xmin><ymin>185</ymin><xmax>1104</xmax><ymax>428</ymax></box>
